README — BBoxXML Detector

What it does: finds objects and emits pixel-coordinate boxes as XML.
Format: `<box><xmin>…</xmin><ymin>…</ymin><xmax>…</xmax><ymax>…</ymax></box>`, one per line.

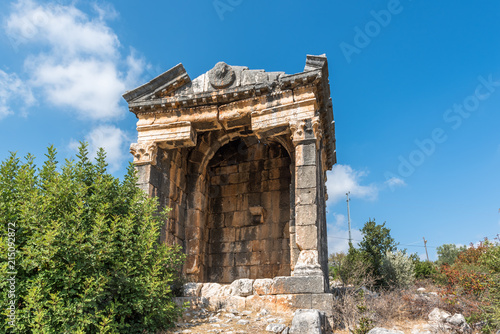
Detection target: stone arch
<box><xmin>184</xmin><ymin>130</ymin><xmax>293</xmax><ymax>283</ymax></box>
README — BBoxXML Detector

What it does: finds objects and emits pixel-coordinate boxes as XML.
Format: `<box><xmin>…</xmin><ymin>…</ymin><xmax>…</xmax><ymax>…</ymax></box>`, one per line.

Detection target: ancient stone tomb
<box><xmin>123</xmin><ymin>55</ymin><xmax>336</xmax><ymax>296</ymax></box>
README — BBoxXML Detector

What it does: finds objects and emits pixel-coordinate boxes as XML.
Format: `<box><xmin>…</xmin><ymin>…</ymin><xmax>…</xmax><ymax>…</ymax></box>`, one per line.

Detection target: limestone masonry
<box><xmin>123</xmin><ymin>55</ymin><xmax>336</xmax><ymax>327</ymax></box>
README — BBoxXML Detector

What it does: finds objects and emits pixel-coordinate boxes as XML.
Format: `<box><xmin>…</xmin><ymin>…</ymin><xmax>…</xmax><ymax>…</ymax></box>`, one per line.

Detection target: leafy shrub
<box><xmin>0</xmin><ymin>144</ymin><xmax>185</xmax><ymax>333</ymax></box>
<box><xmin>436</xmin><ymin>243</ymin><xmax>467</xmax><ymax>266</ymax></box>
<box><xmin>380</xmin><ymin>250</ymin><xmax>415</xmax><ymax>288</ymax></box>
<box><xmin>358</xmin><ymin>219</ymin><xmax>398</xmax><ymax>283</ymax></box>
<box><xmin>410</xmin><ymin>255</ymin><xmax>437</xmax><ymax>279</ymax></box>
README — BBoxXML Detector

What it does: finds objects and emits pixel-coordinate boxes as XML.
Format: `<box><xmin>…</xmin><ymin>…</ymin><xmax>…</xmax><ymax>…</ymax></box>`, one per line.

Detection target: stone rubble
<box><xmin>170</xmin><ymin>307</ymin><xmax>294</xmax><ymax>334</ymax></box>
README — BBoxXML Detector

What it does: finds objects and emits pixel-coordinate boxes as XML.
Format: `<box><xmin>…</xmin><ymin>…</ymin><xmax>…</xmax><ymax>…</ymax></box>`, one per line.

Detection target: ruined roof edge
<box><xmin>122</xmin><ymin>63</ymin><xmax>189</xmax><ymax>103</ymax></box>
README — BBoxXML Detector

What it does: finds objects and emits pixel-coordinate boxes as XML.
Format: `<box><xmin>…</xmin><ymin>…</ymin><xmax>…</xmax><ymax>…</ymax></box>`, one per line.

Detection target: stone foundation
<box><xmin>177</xmin><ymin>277</ymin><xmax>334</xmax><ymax>326</ymax></box>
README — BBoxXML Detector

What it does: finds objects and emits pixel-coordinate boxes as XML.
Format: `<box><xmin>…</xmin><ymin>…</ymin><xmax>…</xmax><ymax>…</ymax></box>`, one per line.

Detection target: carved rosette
<box><xmin>130</xmin><ymin>142</ymin><xmax>158</xmax><ymax>166</ymax></box>
<box><xmin>208</xmin><ymin>62</ymin><xmax>236</xmax><ymax>89</ymax></box>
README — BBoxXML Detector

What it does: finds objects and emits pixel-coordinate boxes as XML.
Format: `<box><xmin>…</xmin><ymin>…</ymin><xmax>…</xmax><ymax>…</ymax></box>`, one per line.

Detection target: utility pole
<box><xmin>346</xmin><ymin>192</ymin><xmax>352</xmax><ymax>247</ymax></box>
<box><xmin>423</xmin><ymin>237</ymin><xmax>429</xmax><ymax>262</ymax></box>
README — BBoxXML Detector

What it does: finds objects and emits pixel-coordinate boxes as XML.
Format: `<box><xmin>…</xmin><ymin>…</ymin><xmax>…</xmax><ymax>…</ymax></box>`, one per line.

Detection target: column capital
<box><xmin>289</xmin><ymin>117</ymin><xmax>322</xmax><ymax>147</ymax></box>
<box><xmin>130</xmin><ymin>142</ymin><xmax>158</xmax><ymax>166</ymax></box>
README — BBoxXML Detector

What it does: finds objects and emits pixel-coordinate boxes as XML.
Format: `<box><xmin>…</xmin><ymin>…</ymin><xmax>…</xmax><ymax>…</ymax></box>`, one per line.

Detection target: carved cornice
<box><xmin>130</xmin><ymin>142</ymin><xmax>158</xmax><ymax>166</ymax></box>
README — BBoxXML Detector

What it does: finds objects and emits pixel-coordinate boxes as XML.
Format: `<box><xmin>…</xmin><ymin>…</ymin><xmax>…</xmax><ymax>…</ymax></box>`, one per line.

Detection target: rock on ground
<box><xmin>289</xmin><ymin>309</ymin><xmax>322</xmax><ymax>334</ymax></box>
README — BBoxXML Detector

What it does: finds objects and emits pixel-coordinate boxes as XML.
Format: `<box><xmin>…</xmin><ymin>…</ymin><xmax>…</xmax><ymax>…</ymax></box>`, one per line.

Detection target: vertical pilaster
<box><xmin>290</xmin><ymin>118</ymin><xmax>324</xmax><ymax>278</ymax></box>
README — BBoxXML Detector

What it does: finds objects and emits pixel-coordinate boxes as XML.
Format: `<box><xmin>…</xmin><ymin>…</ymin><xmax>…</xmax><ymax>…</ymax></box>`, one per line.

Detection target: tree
<box><xmin>380</xmin><ymin>250</ymin><xmax>415</xmax><ymax>288</ymax></box>
<box><xmin>0</xmin><ymin>144</ymin><xmax>185</xmax><ymax>333</ymax></box>
<box><xmin>358</xmin><ymin>219</ymin><xmax>398</xmax><ymax>281</ymax></box>
<box><xmin>436</xmin><ymin>243</ymin><xmax>467</xmax><ymax>266</ymax></box>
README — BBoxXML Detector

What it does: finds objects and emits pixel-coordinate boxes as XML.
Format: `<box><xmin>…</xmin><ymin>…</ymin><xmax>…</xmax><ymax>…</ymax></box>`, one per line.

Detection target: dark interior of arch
<box><xmin>205</xmin><ymin>138</ymin><xmax>291</xmax><ymax>283</ymax></box>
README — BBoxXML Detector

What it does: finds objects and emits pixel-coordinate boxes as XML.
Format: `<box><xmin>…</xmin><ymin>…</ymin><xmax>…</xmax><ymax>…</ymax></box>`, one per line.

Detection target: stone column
<box><xmin>290</xmin><ymin>117</ymin><xmax>324</xmax><ymax>278</ymax></box>
<box><xmin>130</xmin><ymin>142</ymin><xmax>160</xmax><ymax>196</ymax></box>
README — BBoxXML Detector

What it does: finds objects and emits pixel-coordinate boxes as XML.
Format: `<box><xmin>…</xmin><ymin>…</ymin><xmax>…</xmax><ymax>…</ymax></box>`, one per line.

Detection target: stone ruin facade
<box><xmin>123</xmin><ymin>55</ymin><xmax>336</xmax><ymax>325</ymax></box>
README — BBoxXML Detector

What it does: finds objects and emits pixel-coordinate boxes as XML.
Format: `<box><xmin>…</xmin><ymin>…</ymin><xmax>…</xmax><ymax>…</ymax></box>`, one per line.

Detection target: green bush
<box><xmin>358</xmin><ymin>219</ymin><xmax>398</xmax><ymax>284</ymax></box>
<box><xmin>436</xmin><ymin>243</ymin><xmax>467</xmax><ymax>266</ymax></box>
<box><xmin>380</xmin><ymin>250</ymin><xmax>415</xmax><ymax>288</ymax></box>
<box><xmin>410</xmin><ymin>255</ymin><xmax>437</xmax><ymax>279</ymax></box>
<box><xmin>0</xmin><ymin>144</ymin><xmax>185</xmax><ymax>333</ymax></box>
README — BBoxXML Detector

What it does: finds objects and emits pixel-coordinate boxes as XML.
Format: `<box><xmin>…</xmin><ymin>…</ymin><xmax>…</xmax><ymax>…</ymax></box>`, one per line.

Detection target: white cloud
<box><xmin>6</xmin><ymin>0</ymin><xmax>119</xmax><ymax>57</ymax></box>
<box><xmin>384</xmin><ymin>176</ymin><xmax>406</xmax><ymax>188</ymax></box>
<box><xmin>5</xmin><ymin>0</ymin><xmax>146</xmax><ymax>121</ymax></box>
<box><xmin>70</xmin><ymin>125</ymin><xmax>131</xmax><ymax>172</ymax></box>
<box><xmin>0</xmin><ymin>69</ymin><xmax>35</xmax><ymax>119</ymax></box>
<box><xmin>326</xmin><ymin>164</ymin><xmax>378</xmax><ymax>205</ymax></box>
<box><xmin>327</xmin><ymin>213</ymin><xmax>362</xmax><ymax>254</ymax></box>
<box><xmin>27</xmin><ymin>56</ymin><xmax>127</xmax><ymax>120</ymax></box>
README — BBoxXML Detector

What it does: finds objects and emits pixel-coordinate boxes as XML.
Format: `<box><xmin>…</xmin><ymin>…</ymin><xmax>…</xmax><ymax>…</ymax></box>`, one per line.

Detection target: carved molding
<box><xmin>130</xmin><ymin>142</ymin><xmax>158</xmax><ymax>166</ymax></box>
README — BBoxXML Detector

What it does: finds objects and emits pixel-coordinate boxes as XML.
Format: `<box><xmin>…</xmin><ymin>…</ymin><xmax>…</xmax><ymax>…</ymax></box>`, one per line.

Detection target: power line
<box><xmin>328</xmin><ymin>236</ymin><xmax>438</xmax><ymax>248</ymax></box>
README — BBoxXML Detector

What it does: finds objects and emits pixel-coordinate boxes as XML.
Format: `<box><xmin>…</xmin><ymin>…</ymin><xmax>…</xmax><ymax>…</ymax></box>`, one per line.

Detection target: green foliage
<box><xmin>436</xmin><ymin>239</ymin><xmax>500</xmax><ymax>332</ymax></box>
<box><xmin>380</xmin><ymin>250</ymin><xmax>415</xmax><ymax>288</ymax></box>
<box><xmin>358</xmin><ymin>219</ymin><xmax>398</xmax><ymax>282</ymax></box>
<box><xmin>436</xmin><ymin>243</ymin><xmax>467</xmax><ymax>266</ymax></box>
<box><xmin>412</xmin><ymin>259</ymin><xmax>437</xmax><ymax>279</ymax></box>
<box><xmin>479</xmin><ymin>238</ymin><xmax>500</xmax><ymax>329</ymax></box>
<box><xmin>0</xmin><ymin>144</ymin><xmax>185</xmax><ymax>333</ymax></box>
<box><xmin>328</xmin><ymin>252</ymin><xmax>346</xmax><ymax>281</ymax></box>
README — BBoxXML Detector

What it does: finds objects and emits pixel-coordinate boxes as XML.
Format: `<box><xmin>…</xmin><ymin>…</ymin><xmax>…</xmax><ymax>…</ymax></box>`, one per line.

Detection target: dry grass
<box><xmin>332</xmin><ymin>279</ymin><xmax>485</xmax><ymax>333</ymax></box>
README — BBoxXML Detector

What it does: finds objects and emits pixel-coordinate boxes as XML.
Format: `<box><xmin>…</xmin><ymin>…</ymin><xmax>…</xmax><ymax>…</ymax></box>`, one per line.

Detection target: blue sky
<box><xmin>1</xmin><ymin>0</ymin><xmax>499</xmax><ymax>260</ymax></box>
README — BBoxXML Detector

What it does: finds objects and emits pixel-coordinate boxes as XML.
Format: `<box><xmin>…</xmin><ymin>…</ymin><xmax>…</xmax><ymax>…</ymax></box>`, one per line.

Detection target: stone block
<box><xmin>209</xmin><ymin>253</ymin><xmax>234</xmax><ymax>267</ymax></box>
<box><xmin>275</xmin><ymin>294</ymin><xmax>312</xmax><ymax>313</ymax></box>
<box><xmin>183</xmin><ymin>282</ymin><xmax>203</xmax><ymax>297</ymax></box>
<box><xmin>250</xmin><ymin>251</ymin><xmax>261</xmax><ymax>265</ymax></box>
<box><xmin>221</xmin><ymin>196</ymin><xmax>238</xmax><ymax>212</ymax></box>
<box><xmin>245</xmin><ymin>294</ymin><xmax>277</xmax><ymax>312</ymax></box>
<box><xmin>187</xmin><ymin>239</ymin><xmax>200</xmax><ymax>255</ymax></box>
<box><xmin>296</xmin><ymin>165</ymin><xmax>317</xmax><ymax>189</ymax></box>
<box><xmin>200</xmin><ymin>283</ymin><xmax>223</xmax><ymax>298</ymax></box>
<box><xmin>295</xmin><ymin>225</ymin><xmax>318</xmax><ymax>250</ymax></box>
<box><xmin>253</xmin><ymin>278</ymin><xmax>273</xmax><ymax>295</ymax></box>
<box><xmin>311</xmin><ymin>293</ymin><xmax>334</xmax><ymax>316</ymax></box>
<box><xmin>295</xmin><ymin>204</ymin><xmax>317</xmax><ymax>226</ymax></box>
<box><xmin>296</xmin><ymin>188</ymin><xmax>316</xmax><ymax>205</ymax></box>
<box><xmin>210</xmin><ymin>227</ymin><xmax>236</xmax><ymax>243</ymax></box>
<box><xmin>234</xmin><ymin>252</ymin><xmax>252</xmax><ymax>266</ymax></box>
<box><xmin>232</xmin><ymin>210</ymin><xmax>250</xmax><ymax>227</ymax></box>
<box><xmin>229</xmin><ymin>172</ymin><xmax>250</xmax><ymax>184</ymax></box>
<box><xmin>239</xmin><ymin>226</ymin><xmax>258</xmax><ymax>241</ymax></box>
<box><xmin>289</xmin><ymin>309</ymin><xmax>322</xmax><ymax>334</ymax></box>
<box><xmin>225</xmin><ymin>296</ymin><xmax>246</xmax><ymax>311</ymax></box>
<box><xmin>295</xmin><ymin>141</ymin><xmax>317</xmax><ymax>166</ymax></box>
<box><xmin>270</xmin><ymin>276</ymin><xmax>325</xmax><ymax>294</ymax></box>
<box><xmin>233</xmin><ymin>240</ymin><xmax>251</xmax><ymax>253</ymax></box>
<box><xmin>174</xmin><ymin>296</ymin><xmax>209</xmax><ymax>309</ymax></box>
<box><xmin>185</xmin><ymin>255</ymin><xmax>201</xmax><ymax>275</ymax></box>
<box><xmin>230</xmin><ymin>278</ymin><xmax>254</xmax><ymax>297</ymax></box>
<box><xmin>250</xmin><ymin>239</ymin><xmax>271</xmax><ymax>252</ymax></box>
<box><xmin>186</xmin><ymin>226</ymin><xmax>202</xmax><ymax>242</ymax></box>
<box><xmin>209</xmin><ymin>213</ymin><xmax>225</xmax><ymax>229</ymax></box>
<box><xmin>209</xmin><ymin>241</ymin><xmax>233</xmax><ymax>254</ymax></box>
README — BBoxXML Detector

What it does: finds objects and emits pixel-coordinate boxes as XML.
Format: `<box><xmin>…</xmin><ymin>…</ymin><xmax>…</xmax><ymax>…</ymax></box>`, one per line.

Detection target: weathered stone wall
<box><xmin>206</xmin><ymin>139</ymin><xmax>291</xmax><ymax>283</ymax></box>
<box><xmin>135</xmin><ymin>148</ymin><xmax>189</xmax><ymax>248</ymax></box>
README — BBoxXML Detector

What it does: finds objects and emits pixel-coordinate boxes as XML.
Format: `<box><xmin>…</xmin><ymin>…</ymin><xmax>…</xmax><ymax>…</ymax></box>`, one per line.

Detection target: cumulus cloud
<box><xmin>326</xmin><ymin>164</ymin><xmax>378</xmax><ymax>205</ymax></box>
<box><xmin>5</xmin><ymin>0</ymin><xmax>146</xmax><ymax>121</ymax></box>
<box><xmin>327</xmin><ymin>213</ymin><xmax>363</xmax><ymax>254</ymax></box>
<box><xmin>0</xmin><ymin>69</ymin><xmax>35</xmax><ymax>119</ymax></box>
<box><xmin>69</xmin><ymin>125</ymin><xmax>131</xmax><ymax>172</ymax></box>
<box><xmin>384</xmin><ymin>176</ymin><xmax>406</xmax><ymax>188</ymax></box>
